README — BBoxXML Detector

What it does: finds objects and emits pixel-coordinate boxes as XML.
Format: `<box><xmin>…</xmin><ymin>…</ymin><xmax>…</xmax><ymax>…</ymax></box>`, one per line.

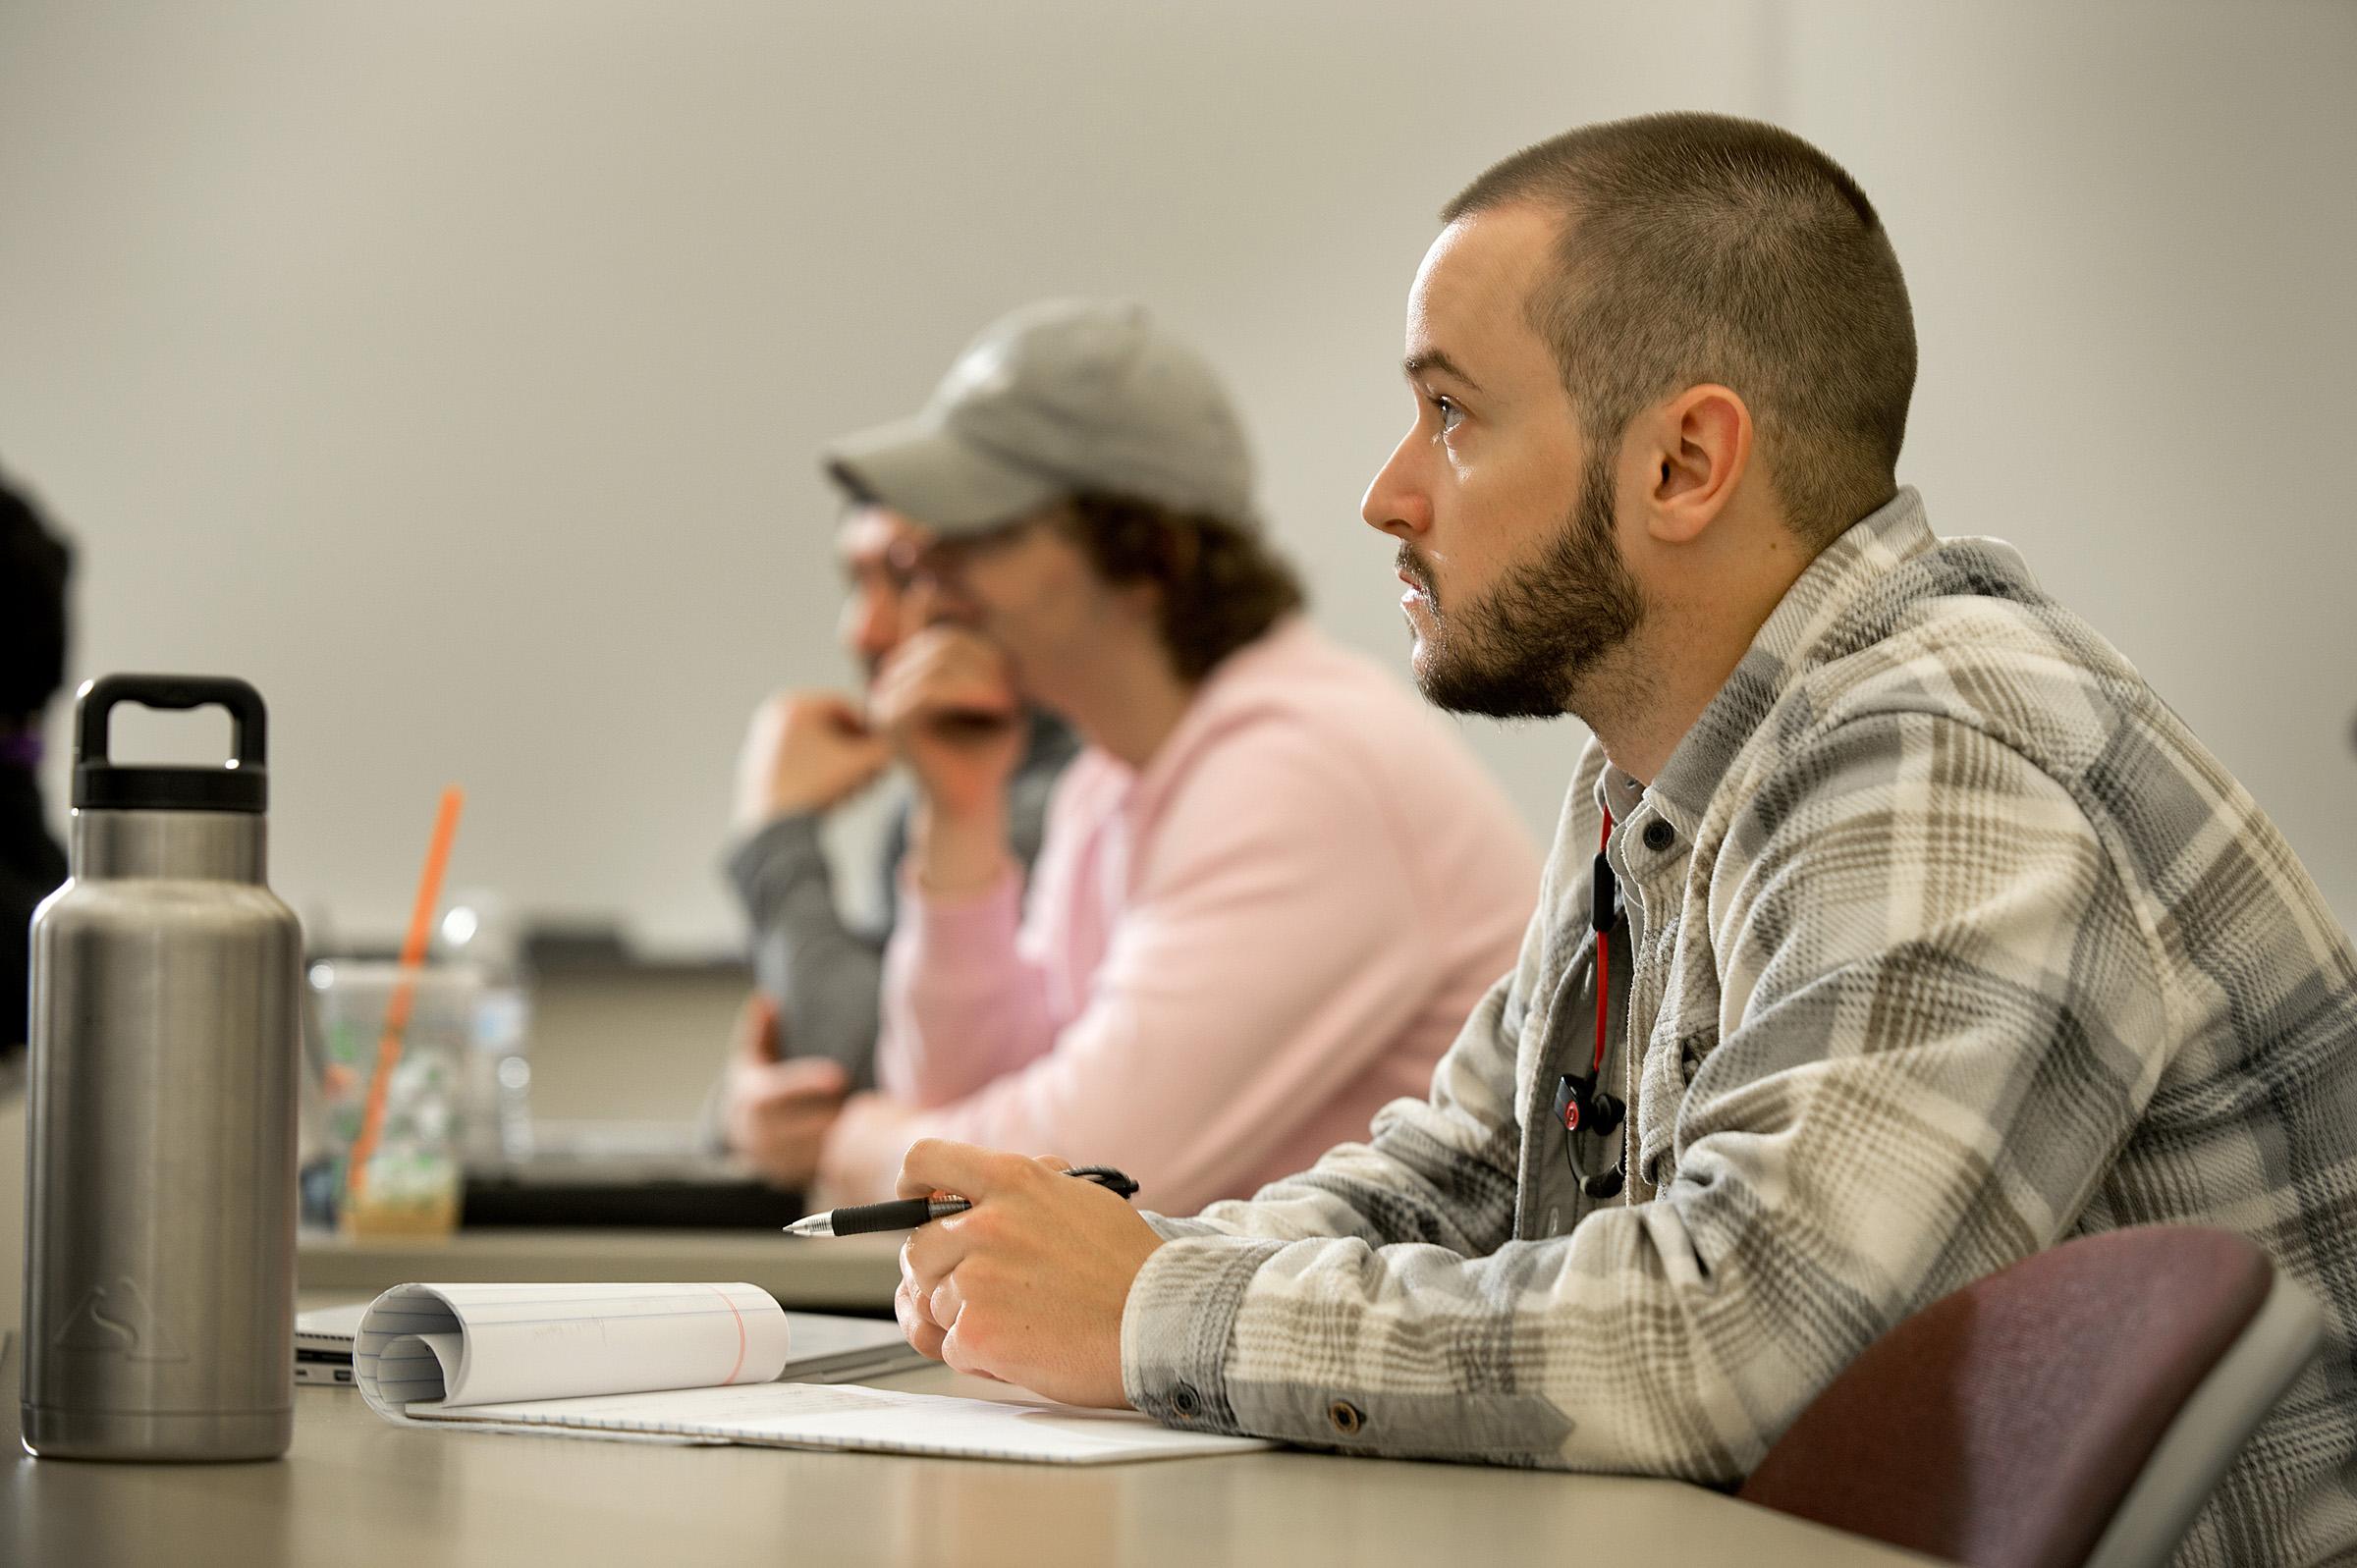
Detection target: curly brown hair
<box><xmin>1058</xmin><ymin>495</ymin><xmax>1304</xmax><ymax>683</ymax></box>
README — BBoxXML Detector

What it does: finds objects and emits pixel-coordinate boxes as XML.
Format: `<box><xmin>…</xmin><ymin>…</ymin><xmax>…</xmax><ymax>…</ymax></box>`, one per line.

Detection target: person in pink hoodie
<box><xmin>767</xmin><ymin>297</ymin><xmax>1538</xmax><ymax>1216</ymax></box>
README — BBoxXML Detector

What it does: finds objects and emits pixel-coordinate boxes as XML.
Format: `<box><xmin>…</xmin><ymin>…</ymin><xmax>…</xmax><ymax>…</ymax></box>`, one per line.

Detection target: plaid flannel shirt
<box><xmin>1120</xmin><ymin>488</ymin><xmax>2357</xmax><ymax>1567</ymax></box>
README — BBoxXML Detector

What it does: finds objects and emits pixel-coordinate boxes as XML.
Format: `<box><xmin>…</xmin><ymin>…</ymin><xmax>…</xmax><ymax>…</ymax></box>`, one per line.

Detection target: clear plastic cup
<box><xmin>434</xmin><ymin>888</ymin><xmax>535</xmax><ymax>1165</ymax></box>
<box><xmin>308</xmin><ymin>960</ymin><xmax>478</xmax><ymax>1238</ymax></box>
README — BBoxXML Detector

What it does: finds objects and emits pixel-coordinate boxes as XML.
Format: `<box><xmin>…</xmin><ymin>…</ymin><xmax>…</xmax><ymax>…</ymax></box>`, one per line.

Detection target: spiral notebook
<box><xmin>352</xmin><ymin>1281</ymin><xmax>1266</xmax><ymax>1465</ymax></box>
<box><xmin>297</xmin><ymin>1297</ymin><xmax>920</xmax><ymax>1388</ymax></box>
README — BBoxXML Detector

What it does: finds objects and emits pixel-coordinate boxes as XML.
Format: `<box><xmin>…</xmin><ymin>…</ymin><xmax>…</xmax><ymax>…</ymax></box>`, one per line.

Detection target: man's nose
<box><xmin>847</xmin><ymin>591</ymin><xmax>901</xmax><ymax>662</ymax></box>
<box><xmin>900</xmin><ymin>577</ymin><xmax>976</xmax><ymax>635</ymax></box>
<box><xmin>1361</xmin><ymin>428</ymin><xmax>1430</xmax><ymax>542</ymax></box>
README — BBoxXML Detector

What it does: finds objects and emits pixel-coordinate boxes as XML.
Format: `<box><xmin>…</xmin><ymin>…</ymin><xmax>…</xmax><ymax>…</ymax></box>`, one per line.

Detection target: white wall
<box><xmin>0</xmin><ymin>1</ymin><xmax>2348</xmax><ymax>951</ymax></box>
<box><xmin>1782</xmin><ymin>0</ymin><xmax>2357</xmax><ymax>930</ymax></box>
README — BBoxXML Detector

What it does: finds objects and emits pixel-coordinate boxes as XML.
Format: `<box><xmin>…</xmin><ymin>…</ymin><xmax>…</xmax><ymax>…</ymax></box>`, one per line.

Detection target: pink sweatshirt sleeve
<box><xmin>882</xmin><ymin>725</ymin><xmax>1446</xmax><ymax>1217</ymax></box>
<box><xmin>875</xmin><ymin>862</ymin><xmax>1058</xmax><ymax>1109</ymax></box>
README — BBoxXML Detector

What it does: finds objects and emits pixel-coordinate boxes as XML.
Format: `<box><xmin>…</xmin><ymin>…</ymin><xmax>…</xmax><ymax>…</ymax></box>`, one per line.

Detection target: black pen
<box><xmin>782</xmin><ymin>1164</ymin><xmax>1140</xmax><ymax>1237</ymax></box>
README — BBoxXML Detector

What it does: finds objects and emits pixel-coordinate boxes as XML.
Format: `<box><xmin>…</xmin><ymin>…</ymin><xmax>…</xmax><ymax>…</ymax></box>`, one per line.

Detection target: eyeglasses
<box><xmin>885</xmin><ymin>515</ymin><xmax>1035</xmax><ymax>592</ymax></box>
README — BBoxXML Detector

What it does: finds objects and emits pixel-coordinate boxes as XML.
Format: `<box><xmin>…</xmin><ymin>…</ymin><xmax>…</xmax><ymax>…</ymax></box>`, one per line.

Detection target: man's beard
<box><xmin>1400</xmin><ymin>454</ymin><xmax>1646</xmax><ymax>720</ymax></box>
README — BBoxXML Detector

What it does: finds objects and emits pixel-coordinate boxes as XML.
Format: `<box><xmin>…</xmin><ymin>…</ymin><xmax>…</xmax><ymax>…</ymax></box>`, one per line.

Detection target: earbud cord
<box><xmin>1593</xmin><ymin>808</ymin><xmax>1614</xmax><ymax>1084</ymax></box>
<box><xmin>1594</xmin><ymin>807</ymin><xmax>1629</xmax><ymax>1200</ymax></box>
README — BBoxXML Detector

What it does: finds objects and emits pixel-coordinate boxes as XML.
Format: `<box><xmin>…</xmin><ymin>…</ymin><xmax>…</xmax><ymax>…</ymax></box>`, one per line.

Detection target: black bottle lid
<box><xmin>72</xmin><ymin>674</ymin><xmax>269</xmax><ymax>814</ymax></box>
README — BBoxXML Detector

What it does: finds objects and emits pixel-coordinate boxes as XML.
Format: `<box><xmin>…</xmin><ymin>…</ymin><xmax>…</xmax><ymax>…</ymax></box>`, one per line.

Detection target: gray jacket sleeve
<box><xmin>726</xmin><ymin>811</ymin><xmax>890</xmax><ymax>1089</ymax></box>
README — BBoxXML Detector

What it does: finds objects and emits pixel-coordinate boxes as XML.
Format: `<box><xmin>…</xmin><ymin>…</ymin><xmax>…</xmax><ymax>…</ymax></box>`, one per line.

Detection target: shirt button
<box><xmin>1169</xmin><ymin>1383</ymin><xmax>1201</xmax><ymax>1419</ymax></box>
<box><xmin>1643</xmin><ymin>819</ymin><xmax>1676</xmax><ymax>852</ymax></box>
<box><xmin>1328</xmin><ymin>1399</ymin><xmax>1365</xmax><ymax>1437</ymax></box>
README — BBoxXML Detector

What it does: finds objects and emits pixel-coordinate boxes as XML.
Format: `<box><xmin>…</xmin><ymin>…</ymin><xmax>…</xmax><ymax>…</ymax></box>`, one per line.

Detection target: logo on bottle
<box><xmin>53</xmin><ymin>1277</ymin><xmax>189</xmax><ymax>1361</ymax></box>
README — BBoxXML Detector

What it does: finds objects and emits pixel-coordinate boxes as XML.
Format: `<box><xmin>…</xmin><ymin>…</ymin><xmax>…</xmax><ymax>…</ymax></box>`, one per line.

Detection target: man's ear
<box><xmin>1639</xmin><ymin>384</ymin><xmax>1752</xmax><ymax>545</ymax></box>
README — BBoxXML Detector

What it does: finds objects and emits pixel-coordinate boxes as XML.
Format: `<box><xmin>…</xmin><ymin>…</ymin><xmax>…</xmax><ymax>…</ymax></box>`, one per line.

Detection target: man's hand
<box><xmin>719</xmin><ymin>996</ymin><xmax>850</xmax><ymax>1189</ymax></box>
<box><xmin>732</xmin><ymin>691</ymin><xmax>894</xmax><ymax>833</ymax></box>
<box><xmin>893</xmin><ymin>1139</ymin><xmax>1164</xmax><ymax>1407</ymax></box>
<box><xmin>868</xmin><ymin>630</ymin><xmax>1024</xmax><ymax>893</ymax></box>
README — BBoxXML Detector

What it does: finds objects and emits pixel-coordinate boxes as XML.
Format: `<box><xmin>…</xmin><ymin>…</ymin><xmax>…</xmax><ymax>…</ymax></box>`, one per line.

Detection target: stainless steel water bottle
<box><xmin>21</xmin><ymin>675</ymin><xmax>301</xmax><ymax>1460</ymax></box>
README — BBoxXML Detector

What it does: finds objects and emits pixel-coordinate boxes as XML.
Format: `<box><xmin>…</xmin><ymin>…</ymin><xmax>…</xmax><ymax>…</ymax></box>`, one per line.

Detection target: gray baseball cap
<box><xmin>822</xmin><ymin>298</ymin><xmax>1256</xmax><ymax>535</ymax></box>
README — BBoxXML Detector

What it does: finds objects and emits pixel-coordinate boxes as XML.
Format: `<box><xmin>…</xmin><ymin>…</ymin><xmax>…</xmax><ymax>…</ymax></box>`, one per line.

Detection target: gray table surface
<box><xmin>0</xmin><ymin>1336</ymin><xmax>1935</xmax><ymax>1568</ymax></box>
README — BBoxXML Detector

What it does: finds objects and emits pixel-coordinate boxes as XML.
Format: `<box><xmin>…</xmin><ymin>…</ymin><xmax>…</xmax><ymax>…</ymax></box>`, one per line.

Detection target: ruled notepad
<box><xmin>352</xmin><ymin>1282</ymin><xmax>1266</xmax><ymax>1465</ymax></box>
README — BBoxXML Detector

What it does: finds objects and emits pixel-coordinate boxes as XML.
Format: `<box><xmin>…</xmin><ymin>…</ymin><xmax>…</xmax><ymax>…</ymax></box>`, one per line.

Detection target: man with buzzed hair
<box><xmin>885</xmin><ymin>114</ymin><xmax>2357</xmax><ymax>1567</ymax></box>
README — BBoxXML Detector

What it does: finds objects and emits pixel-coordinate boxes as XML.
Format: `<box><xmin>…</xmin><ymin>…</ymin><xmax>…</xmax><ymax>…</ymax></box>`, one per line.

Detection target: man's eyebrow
<box><xmin>1402</xmin><ymin>350</ymin><xmax>1483</xmax><ymax>393</ymax></box>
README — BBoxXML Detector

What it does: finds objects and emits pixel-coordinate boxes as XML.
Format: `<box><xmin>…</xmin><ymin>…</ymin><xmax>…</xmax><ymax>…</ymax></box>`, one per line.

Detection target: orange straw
<box><xmin>344</xmin><ymin>785</ymin><xmax>466</xmax><ymax>1206</ymax></box>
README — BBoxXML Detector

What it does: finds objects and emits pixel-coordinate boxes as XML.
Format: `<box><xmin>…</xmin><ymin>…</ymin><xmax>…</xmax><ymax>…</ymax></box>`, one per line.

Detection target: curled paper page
<box><xmin>354</xmin><ymin>1281</ymin><xmax>792</xmax><ymax>1425</ymax></box>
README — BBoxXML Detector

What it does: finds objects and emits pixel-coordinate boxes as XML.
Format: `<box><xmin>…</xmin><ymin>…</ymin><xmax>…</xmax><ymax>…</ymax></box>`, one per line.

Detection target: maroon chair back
<box><xmin>1737</xmin><ymin>1226</ymin><xmax>2272</xmax><ymax>1568</ymax></box>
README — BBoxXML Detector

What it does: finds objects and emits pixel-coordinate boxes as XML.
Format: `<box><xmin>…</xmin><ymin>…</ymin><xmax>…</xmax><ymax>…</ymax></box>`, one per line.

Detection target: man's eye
<box><xmin>1429</xmin><ymin>395</ymin><xmax>1465</xmax><ymax>436</ymax></box>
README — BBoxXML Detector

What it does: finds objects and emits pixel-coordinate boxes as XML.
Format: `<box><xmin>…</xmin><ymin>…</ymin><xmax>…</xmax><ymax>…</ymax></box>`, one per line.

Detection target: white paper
<box><xmin>419</xmin><ymin>1379</ymin><xmax>1270</xmax><ymax>1465</ymax></box>
<box><xmin>348</xmin><ymin>1278</ymin><xmax>1266</xmax><ymax>1465</ymax></box>
<box><xmin>354</xmin><ymin>1281</ymin><xmax>791</xmax><ymax>1424</ymax></box>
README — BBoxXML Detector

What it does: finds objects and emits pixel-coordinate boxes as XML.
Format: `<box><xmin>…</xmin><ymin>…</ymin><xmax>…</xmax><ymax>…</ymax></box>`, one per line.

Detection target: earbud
<box><xmin>1557</xmin><ymin>1070</ymin><xmax>1628</xmax><ymax>1201</ymax></box>
<box><xmin>1556</xmin><ymin>1075</ymin><xmax>1625</xmax><ymax>1137</ymax></box>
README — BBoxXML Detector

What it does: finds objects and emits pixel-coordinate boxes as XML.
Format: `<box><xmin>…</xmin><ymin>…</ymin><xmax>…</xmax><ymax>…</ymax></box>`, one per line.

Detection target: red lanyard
<box><xmin>1556</xmin><ymin>805</ymin><xmax>1628</xmax><ymax>1199</ymax></box>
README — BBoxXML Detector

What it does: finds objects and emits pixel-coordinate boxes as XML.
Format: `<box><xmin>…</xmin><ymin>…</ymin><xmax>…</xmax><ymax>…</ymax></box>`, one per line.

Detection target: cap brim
<box><xmin>822</xmin><ymin>415</ymin><xmax>1064</xmax><ymax>534</ymax></box>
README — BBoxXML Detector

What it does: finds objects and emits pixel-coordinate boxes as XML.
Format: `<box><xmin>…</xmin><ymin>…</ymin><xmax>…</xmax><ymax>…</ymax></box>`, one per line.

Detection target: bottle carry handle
<box><xmin>76</xmin><ymin>674</ymin><xmax>268</xmax><ymax>771</ymax></box>
<box><xmin>72</xmin><ymin>674</ymin><xmax>271</xmax><ymax>814</ymax></box>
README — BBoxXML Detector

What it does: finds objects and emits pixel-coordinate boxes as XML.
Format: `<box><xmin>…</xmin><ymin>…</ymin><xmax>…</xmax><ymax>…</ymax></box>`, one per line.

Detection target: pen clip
<box><xmin>1068</xmin><ymin>1164</ymin><xmax>1139</xmax><ymax>1199</ymax></box>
